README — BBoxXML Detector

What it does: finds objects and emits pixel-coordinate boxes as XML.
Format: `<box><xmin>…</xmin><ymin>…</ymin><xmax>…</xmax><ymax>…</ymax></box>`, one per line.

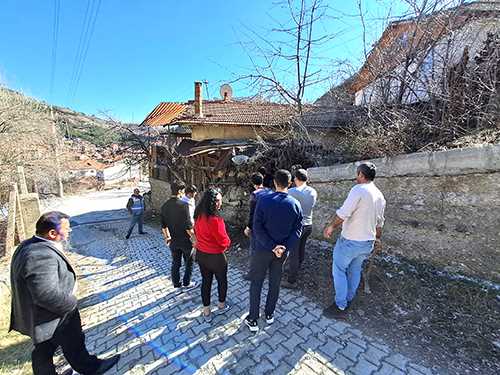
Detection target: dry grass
<box><xmin>0</xmin><ymin>259</ymin><xmax>31</xmax><ymax>375</ymax></box>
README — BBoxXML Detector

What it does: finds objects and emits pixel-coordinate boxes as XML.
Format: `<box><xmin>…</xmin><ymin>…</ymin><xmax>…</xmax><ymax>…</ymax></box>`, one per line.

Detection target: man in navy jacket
<box><xmin>245</xmin><ymin>170</ymin><xmax>303</xmax><ymax>332</ymax></box>
<box><xmin>10</xmin><ymin>211</ymin><xmax>120</xmax><ymax>375</ymax></box>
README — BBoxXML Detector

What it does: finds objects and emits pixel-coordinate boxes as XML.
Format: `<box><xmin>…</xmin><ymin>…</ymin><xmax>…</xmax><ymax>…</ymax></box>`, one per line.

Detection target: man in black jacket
<box><xmin>161</xmin><ymin>181</ymin><xmax>196</xmax><ymax>291</ymax></box>
<box><xmin>10</xmin><ymin>211</ymin><xmax>120</xmax><ymax>375</ymax></box>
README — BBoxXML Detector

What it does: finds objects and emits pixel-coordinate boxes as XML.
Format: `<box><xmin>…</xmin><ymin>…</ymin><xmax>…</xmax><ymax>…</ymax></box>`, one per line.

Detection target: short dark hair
<box><xmin>357</xmin><ymin>162</ymin><xmax>376</xmax><ymax>181</ymax></box>
<box><xmin>171</xmin><ymin>181</ymin><xmax>186</xmax><ymax>195</ymax></box>
<box><xmin>251</xmin><ymin>173</ymin><xmax>264</xmax><ymax>186</ymax></box>
<box><xmin>294</xmin><ymin>168</ymin><xmax>308</xmax><ymax>182</ymax></box>
<box><xmin>35</xmin><ymin>211</ymin><xmax>70</xmax><ymax>236</ymax></box>
<box><xmin>274</xmin><ymin>169</ymin><xmax>292</xmax><ymax>189</ymax></box>
<box><xmin>258</xmin><ymin>166</ymin><xmax>267</xmax><ymax>175</ymax></box>
<box><xmin>185</xmin><ymin>185</ymin><xmax>197</xmax><ymax>194</ymax></box>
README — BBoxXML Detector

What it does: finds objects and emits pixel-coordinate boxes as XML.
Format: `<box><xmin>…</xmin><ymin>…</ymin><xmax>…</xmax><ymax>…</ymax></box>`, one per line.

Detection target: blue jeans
<box><xmin>332</xmin><ymin>236</ymin><xmax>374</xmax><ymax>309</ymax></box>
<box><xmin>126</xmin><ymin>214</ymin><xmax>144</xmax><ymax>237</ymax></box>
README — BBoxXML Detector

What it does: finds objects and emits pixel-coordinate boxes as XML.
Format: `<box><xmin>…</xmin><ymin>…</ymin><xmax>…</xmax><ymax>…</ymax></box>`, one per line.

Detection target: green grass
<box><xmin>0</xmin><ymin>274</ymin><xmax>31</xmax><ymax>375</ymax></box>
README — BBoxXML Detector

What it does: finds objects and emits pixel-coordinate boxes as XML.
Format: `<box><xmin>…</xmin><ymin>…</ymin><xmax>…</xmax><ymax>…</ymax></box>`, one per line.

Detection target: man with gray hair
<box><xmin>322</xmin><ymin>162</ymin><xmax>386</xmax><ymax>318</ymax></box>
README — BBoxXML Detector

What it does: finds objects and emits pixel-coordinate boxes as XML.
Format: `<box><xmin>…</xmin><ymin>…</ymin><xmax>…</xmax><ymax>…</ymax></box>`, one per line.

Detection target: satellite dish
<box><xmin>220</xmin><ymin>84</ymin><xmax>233</xmax><ymax>101</ymax></box>
<box><xmin>231</xmin><ymin>155</ymin><xmax>249</xmax><ymax>165</ymax></box>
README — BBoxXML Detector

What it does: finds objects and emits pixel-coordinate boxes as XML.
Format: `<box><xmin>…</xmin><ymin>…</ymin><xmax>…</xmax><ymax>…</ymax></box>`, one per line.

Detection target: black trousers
<box><xmin>196</xmin><ymin>250</ymin><xmax>228</xmax><ymax>307</ymax></box>
<box><xmin>171</xmin><ymin>246</ymin><xmax>194</xmax><ymax>287</ymax></box>
<box><xmin>32</xmin><ymin>309</ymin><xmax>100</xmax><ymax>375</ymax></box>
<box><xmin>248</xmin><ymin>250</ymin><xmax>287</xmax><ymax>320</ymax></box>
<box><xmin>287</xmin><ymin>225</ymin><xmax>312</xmax><ymax>283</ymax></box>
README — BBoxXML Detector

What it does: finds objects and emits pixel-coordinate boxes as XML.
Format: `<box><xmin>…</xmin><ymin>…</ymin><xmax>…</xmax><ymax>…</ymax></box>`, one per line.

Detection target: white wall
<box><xmin>355</xmin><ymin>18</ymin><xmax>499</xmax><ymax>106</ymax></box>
<box><xmin>100</xmin><ymin>162</ymin><xmax>142</xmax><ymax>185</ymax></box>
<box><xmin>308</xmin><ymin>143</ymin><xmax>500</xmax><ymax>182</ymax></box>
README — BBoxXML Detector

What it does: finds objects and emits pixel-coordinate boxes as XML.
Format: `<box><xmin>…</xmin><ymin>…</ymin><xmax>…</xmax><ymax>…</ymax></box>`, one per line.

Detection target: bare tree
<box><xmin>344</xmin><ymin>0</ymin><xmax>499</xmax><ymax>159</ymax></box>
<box><xmin>98</xmin><ymin>111</ymin><xmax>170</xmax><ymax>171</ymax></box>
<box><xmin>0</xmin><ymin>86</ymin><xmax>64</xmax><ymax>197</ymax></box>
<box><xmin>234</xmin><ymin>0</ymin><xmax>337</xmax><ymax>116</ymax></box>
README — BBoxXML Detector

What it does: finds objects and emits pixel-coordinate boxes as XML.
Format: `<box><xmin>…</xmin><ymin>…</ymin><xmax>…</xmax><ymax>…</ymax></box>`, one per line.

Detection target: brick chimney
<box><xmin>194</xmin><ymin>81</ymin><xmax>203</xmax><ymax>117</ymax></box>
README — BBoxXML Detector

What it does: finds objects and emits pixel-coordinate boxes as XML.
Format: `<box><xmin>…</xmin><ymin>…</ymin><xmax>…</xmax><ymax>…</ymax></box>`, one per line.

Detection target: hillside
<box><xmin>0</xmin><ymin>86</ymin><xmax>133</xmax><ymax>196</ymax></box>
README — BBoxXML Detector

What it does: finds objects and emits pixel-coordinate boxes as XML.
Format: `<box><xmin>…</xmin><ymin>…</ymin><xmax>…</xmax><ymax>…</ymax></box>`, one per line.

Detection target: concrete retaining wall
<box><xmin>309</xmin><ymin>144</ymin><xmax>500</xmax><ymax>182</ymax></box>
<box><xmin>308</xmin><ymin>144</ymin><xmax>500</xmax><ymax>282</ymax></box>
<box><xmin>19</xmin><ymin>193</ymin><xmax>41</xmax><ymax>238</ymax></box>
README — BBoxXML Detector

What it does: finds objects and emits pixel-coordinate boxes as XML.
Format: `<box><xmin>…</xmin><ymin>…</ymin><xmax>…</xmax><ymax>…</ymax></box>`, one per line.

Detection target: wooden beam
<box><xmin>5</xmin><ymin>184</ymin><xmax>18</xmax><ymax>257</ymax></box>
<box><xmin>15</xmin><ymin>186</ymin><xmax>26</xmax><ymax>242</ymax></box>
<box><xmin>17</xmin><ymin>166</ymin><xmax>29</xmax><ymax>194</ymax></box>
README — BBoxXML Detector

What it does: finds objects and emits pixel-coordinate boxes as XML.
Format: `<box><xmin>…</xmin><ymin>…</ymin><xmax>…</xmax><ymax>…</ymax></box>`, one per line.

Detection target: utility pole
<box><xmin>50</xmin><ymin>105</ymin><xmax>64</xmax><ymax>197</ymax></box>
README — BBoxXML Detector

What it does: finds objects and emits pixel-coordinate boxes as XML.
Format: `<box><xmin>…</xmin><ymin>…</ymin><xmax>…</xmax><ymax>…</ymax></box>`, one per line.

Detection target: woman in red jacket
<box><xmin>194</xmin><ymin>188</ymin><xmax>231</xmax><ymax>321</ymax></box>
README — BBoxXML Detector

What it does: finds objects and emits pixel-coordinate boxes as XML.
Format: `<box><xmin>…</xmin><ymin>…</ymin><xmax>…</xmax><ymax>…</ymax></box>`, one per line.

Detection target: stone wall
<box><xmin>219</xmin><ymin>185</ymin><xmax>249</xmax><ymax>226</ymax></box>
<box><xmin>149</xmin><ymin>178</ymin><xmax>171</xmax><ymax>213</ymax></box>
<box><xmin>308</xmin><ymin>144</ymin><xmax>500</xmax><ymax>283</ymax></box>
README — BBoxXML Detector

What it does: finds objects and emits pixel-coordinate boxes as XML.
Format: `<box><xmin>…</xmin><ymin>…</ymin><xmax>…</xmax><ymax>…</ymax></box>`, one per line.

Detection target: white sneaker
<box><xmin>265</xmin><ymin>314</ymin><xmax>274</xmax><ymax>324</ymax></box>
<box><xmin>182</xmin><ymin>281</ymin><xmax>198</xmax><ymax>291</ymax></box>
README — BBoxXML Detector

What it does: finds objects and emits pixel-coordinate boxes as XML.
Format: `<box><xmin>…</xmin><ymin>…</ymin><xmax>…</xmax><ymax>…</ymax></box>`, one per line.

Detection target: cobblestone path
<box><xmin>49</xmin><ymin>191</ymin><xmax>435</xmax><ymax>375</ymax></box>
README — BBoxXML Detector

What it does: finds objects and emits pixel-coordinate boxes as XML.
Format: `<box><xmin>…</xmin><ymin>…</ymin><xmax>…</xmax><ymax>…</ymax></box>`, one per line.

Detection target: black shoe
<box><xmin>125</xmin><ymin>235</ymin><xmax>130</xmax><ymax>239</ymax></box>
<box><xmin>323</xmin><ymin>304</ymin><xmax>347</xmax><ymax>319</ymax></box>
<box><xmin>265</xmin><ymin>314</ymin><xmax>274</xmax><ymax>324</ymax></box>
<box><xmin>282</xmin><ymin>280</ymin><xmax>298</xmax><ymax>289</ymax></box>
<box><xmin>244</xmin><ymin>315</ymin><xmax>259</xmax><ymax>332</ymax></box>
<box><xmin>94</xmin><ymin>354</ymin><xmax>120</xmax><ymax>374</ymax></box>
<box><xmin>139</xmin><ymin>231</ymin><xmax>148</xmax><ymax>235</ymax></box>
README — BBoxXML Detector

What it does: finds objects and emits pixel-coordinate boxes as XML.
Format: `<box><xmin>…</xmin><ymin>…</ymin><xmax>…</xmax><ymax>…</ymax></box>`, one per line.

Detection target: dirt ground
<box><xmin>225</xmin><ymin>225</ymin><xmax>500</xmax><ymax>375</ymax></box>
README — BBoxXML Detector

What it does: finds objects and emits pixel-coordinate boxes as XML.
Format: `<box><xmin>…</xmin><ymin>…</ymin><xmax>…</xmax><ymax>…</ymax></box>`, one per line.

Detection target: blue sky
<box><xmin>0</xmin><ymin>0</ymin><xmax>409</xmax><ymax>123</ymax></box>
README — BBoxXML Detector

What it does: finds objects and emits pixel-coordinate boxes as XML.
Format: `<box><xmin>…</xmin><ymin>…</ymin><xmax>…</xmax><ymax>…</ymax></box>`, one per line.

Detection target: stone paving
<box><xmin>48</xmin><ymin>190</ymin><xmax>435</xmax><ymax>375</ymax></box>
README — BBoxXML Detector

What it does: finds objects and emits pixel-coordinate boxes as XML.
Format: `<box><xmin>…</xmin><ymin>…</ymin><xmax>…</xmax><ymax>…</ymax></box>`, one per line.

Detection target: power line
<box><xmin>67</xmin><ymin>0</ymin><xmax>92</xmax><ymax>101</ymax></box>
<box><xmin>49</xmin><ymin>0</ymin><xmax>60</xmax><ymax>99</ymax></box>
<box><xmin>68</xmin><ymin>0</ymin><xmax>96</xmax><ymax>102</ymax></box>
<box><xmin>71</xmin><ymin>0</ymin><xmax>102</xmax><ymax>102</ymax></box>
<box><xmin>68</xmin><ymin>0</ymin><xmax>102</xmax><ymax>103</ymax></box>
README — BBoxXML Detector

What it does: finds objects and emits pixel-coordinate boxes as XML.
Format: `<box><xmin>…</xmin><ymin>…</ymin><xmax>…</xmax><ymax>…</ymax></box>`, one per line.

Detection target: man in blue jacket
<box><xmin>10</xmin><ymin>211</ymin><xmax>120</xmax><ymax>375</ymax></box>
<box><xmin>243</xmin><ymin>172</ymin><xmax>272</xmax><ymax>279</ymax></box>
<box><xmin>245</xmin><ymin>170</ymin><xmax>303</xmax><ymax>332</ymax></box>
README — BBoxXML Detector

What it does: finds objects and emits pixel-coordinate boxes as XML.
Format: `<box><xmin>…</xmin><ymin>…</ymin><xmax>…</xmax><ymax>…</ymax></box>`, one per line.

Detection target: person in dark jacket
<box><xmin>258</xmin><ymin>166</ymin><xmax>274</xmax><ymax>189</ymax></box>
<box><xmin>243</xmin><ymin>172</ymin><xmax>271</xmax><ymax>279</ymax></box>
<box><xmin>244</xmin><ymin>170</ymin><xmax>303</xmax><ymax>332</ymax></box>
<box><xmin>9</xmin><ymin>211</ymin><xmax>120</xmax><ymax>375</ymax></box>
<box><xmin>125</xmin><ymin>188</ymin><xmax>147</xmax><ymax>239</ymax></box>
<box><xmin>161</xmin><ymin>181</ymin><xmax>196</xmax><ymax>291</ymax></box>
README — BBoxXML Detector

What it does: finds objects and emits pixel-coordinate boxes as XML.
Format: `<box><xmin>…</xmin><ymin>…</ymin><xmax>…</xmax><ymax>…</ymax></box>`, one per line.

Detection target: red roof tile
<box><xmin>142</xmin><ymin>99</ymin><xmax>359</xmax><ymax>130</ymax></box>
<box><xmin>141</xmin><ymin>102</ymin><xmax>187</xmax><ymax>126</ymax></box>
<box><xmin>174</xmin><ymin>100</ymin><xmax>296</xmax><ymax>127</ymax></box>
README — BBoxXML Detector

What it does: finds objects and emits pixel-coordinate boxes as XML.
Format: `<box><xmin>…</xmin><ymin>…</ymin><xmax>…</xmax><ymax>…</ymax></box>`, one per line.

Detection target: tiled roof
<box><xmin>142</xmin><ymin>99</ymin><xmax>358</xmax><ymax>130</ymax></box>
<box><xmin>66</xmin><ymin>157</ymin><xmax>106</xmax><ymax>171</ymax></box>
<box><xmin>141</xmin><ymin>102</ymin><xmax>187</xmax><ymax>126</ymax></box>
<box><xmin>174</xmin><ymin>100</ymin><xmax>296</xmax><ymax>127</ymax></box>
